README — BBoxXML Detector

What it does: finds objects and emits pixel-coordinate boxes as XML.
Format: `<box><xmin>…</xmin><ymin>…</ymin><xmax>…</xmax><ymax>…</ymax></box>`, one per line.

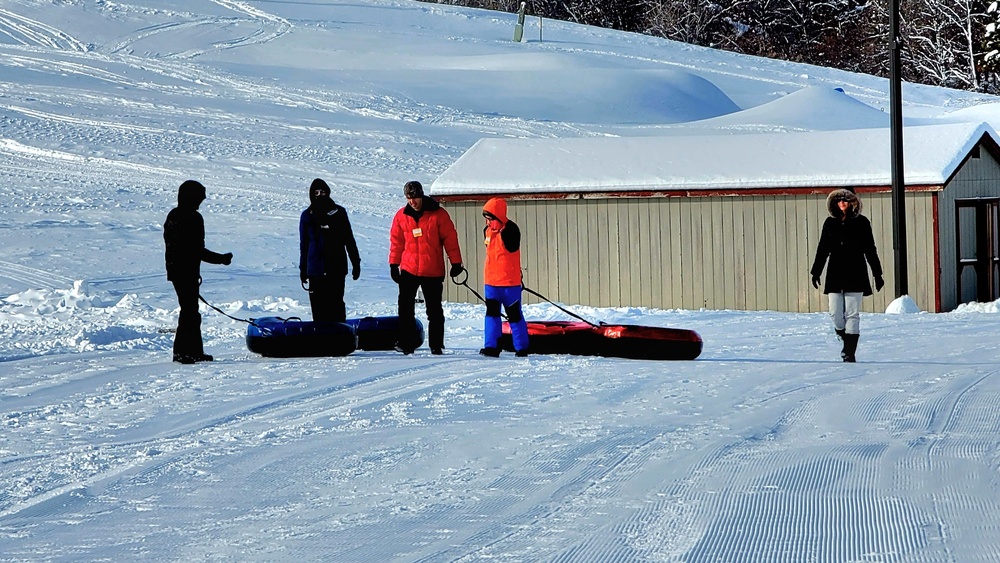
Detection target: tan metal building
<box><xmin>431</xmin><ymin>123</ymin><xmax>1000</xmax><ymax>313</ymax></box>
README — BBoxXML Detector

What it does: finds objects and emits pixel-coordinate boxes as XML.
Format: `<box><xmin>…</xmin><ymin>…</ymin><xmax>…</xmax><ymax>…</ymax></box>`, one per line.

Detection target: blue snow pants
<box><xmin>484</xmin><ymin>285</ymin><xmax>529</xmax><ymax>353</ymax></box>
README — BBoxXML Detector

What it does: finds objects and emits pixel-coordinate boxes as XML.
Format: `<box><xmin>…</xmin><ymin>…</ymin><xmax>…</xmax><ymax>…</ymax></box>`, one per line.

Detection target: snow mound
<box><xmin>940</xmin><ymin>102</ymin><xmax>1000</xmax><ymax>123</ymax></box>
<box><xmin>2</xmin><ymin>281</ymin><xmax>122</xmax><ymax>317</ymax></box>
<box><xmin>71</xmin><ymin>326</ymin><xmax>158</xmax><ymax>352</ymax></box>
<box><xmin>225</xmin><ymin>296</ymin><xmax>304</xmax><ymax>316</ymax></box>
<box><xmin>405</xmin><ymin>67</ymin><xmax>740</xmax><ymax>124</ymax></box>
<box><xmin>692</xmin><ymin>86</ymin><xmax>889</xmax><ymax>131</ymax></box>
<box><xmin>885</xmin><ymin>295</ymin><xmax>922</xmax><ymax>314</ymax></box>
<box><xmin>0</xmin><ymin>281</ymin><xmax>174</xmax><ymax>358</ymax></box>
<box><xmin>952</xmin><ymin>298</ymin><xmax>1000</xmax><ymax>313</ymax></box>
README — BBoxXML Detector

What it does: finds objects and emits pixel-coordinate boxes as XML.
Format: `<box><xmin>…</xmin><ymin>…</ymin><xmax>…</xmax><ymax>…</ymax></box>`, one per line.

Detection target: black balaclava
<box><xmin>310</xmin><ymin>178</ymin><xmax>332</xmax><ymax>205</ymax></box>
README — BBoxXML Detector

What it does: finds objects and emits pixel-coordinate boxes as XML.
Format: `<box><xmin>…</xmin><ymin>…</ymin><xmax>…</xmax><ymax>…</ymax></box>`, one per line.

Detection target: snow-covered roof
<box><xmin>431</xmin><ymin>122</ymin><xmax>999</xmax><ymax>196</ymax></box>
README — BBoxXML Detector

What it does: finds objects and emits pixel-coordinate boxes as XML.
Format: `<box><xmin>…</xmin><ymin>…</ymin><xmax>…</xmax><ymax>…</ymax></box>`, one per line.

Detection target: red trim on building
<box><xmin>932</xmin><ymin>192</ymin><xmax>942</xmax><ymax>312</ymax></box>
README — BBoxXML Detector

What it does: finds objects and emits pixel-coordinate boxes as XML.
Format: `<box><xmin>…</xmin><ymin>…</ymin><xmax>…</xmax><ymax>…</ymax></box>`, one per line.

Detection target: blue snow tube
<box><xmin>246</xmin><ymin>316</ymin><xmax>425</xmax><ymax>357</ymax></box>
<box><xmin>246</xmin><ymin>317</ymin><xmax>356</xmax><ymax>358</ymax></box>
<box><xmin>344</xmin><ymin>316</ymin><xmax>425</xmax><ymax>351</ymax></box>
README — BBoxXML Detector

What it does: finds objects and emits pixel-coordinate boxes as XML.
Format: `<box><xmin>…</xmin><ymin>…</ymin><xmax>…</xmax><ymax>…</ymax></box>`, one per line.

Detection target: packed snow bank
<box><xmin>885</xmin><ymin>295</ymin><xmax>921</xmax><ymax>314</ymax></box>
<box><xmin>0</xmin><ymin>281</ymin><xmax>316</xmax><ymax>360</ymax></box>
<box><xmin>953</xmin><ymin>298</ymin><xmax>1000</xmax><ymax>313</ymax></box>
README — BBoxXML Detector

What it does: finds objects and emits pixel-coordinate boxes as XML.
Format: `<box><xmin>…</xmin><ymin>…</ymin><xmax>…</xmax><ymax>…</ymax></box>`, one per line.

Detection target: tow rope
<box><xmin>195</xmin><ymin>276</ymin><xmax>264</xmax><ymax>329</ymax></box>
<box><xmin>450</xmin><ymin>267</ymin><xmax>600</xmax><ymax>328</ymax></box>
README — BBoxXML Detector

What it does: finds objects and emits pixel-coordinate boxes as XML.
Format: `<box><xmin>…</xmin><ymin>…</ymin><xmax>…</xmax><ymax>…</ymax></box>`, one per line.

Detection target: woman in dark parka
<box><xmin>810</xmin><ymin>188</ymin><xmax>884</xmax><ymax>362</ymax></box>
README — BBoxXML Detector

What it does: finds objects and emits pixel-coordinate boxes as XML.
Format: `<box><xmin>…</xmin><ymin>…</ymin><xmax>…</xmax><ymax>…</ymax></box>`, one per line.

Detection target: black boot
<box><xmin>842</xmin><ymin>333</ymin><xmax>859</xmax><ymax>363</ymax></box>
<box><xmin>835</xmin><ymin>328</ymin><xmax>846</xmax><ymax>341</ymax></box>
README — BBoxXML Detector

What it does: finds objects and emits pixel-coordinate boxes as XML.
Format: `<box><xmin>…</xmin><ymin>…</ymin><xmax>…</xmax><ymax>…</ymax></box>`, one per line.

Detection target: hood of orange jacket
<box><xmin>483</xmin><ymin>198</ymin><xmax>508</xmax><ymax>225</ymax></box>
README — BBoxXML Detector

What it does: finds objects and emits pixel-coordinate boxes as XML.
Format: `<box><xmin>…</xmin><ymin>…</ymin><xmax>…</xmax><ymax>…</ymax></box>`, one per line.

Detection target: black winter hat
<box><xmin>403</xmin><ymin>180</ymin><xmax>424</xmax><ymax>198</ymax></box>
<box><xmin>310</xmin><ymin>178</ymin><xmax>331</xmax><ymax>204</ymax></box>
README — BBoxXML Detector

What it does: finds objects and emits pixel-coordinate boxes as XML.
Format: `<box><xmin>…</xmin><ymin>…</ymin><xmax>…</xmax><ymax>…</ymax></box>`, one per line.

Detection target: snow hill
<box><xmin>3</xmin><ymin>1</ymin><xmax>1000</xmax><ymax>560</ymax></box>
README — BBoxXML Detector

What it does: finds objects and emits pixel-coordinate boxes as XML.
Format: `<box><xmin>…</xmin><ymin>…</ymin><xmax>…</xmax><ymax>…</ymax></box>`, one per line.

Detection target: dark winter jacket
<box><xmin>164</xmin><ymin>180</ymin><xmax>228</xmax><ymax>282</ymax></box>
<box><xmin>388</xmin><ymin>196</ymin><xmax>462</xmax><ymax>278</ymax></box>
<box><xmin>299</xmin><ymin>196</ymin><xmax>361</xmax><ymax>278</ymax></box>
<box><xmin>810</xmin><ymin>189</ymin><xmax>883</xmax><ymax>295</ymax></box>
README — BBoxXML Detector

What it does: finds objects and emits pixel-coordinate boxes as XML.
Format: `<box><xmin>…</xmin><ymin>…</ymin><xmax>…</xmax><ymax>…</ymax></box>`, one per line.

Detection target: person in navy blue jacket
<box><xmin>299</xmin><ymin>178</ymin><xmax>361</xmax><ymax>322</ymax></box>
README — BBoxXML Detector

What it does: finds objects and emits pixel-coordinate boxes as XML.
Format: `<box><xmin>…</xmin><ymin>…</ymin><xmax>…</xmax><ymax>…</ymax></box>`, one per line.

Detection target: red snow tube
<box><xmin>498</xmin><ymin>320</ymin><xmax>702</xmax><ymax>360</ymax></box>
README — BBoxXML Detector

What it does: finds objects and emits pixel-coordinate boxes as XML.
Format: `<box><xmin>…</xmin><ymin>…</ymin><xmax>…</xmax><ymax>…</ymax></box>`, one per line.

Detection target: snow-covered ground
<box><xmin>4</xmin><ymin>1</ymin><xmax>1000</xmax><ymax>560</ymax></box>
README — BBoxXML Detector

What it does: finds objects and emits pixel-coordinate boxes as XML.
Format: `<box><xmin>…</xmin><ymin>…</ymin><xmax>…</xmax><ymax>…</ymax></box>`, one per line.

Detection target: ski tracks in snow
<box><xmin>619</xmin><ymin>364</ymin><xmax>1000</xmax><ymax>562</ymax></box>
<box><xmin>107</xmin><ymin>0</ymin><xmax>291</xmax><ymax>59</ymax></box>
<box><xmin>0</xmin><ymin>355</ymin><xmax>484</xmax><ymax>521</ymax></box>
<box><xmin>0</xmin><ymin>8</ymin><xmax>87</xmax><ymax>52</ymax></box>
<box><xmin>9</xmin><ymin>330</ymin><xmax>1000</xmax><ymax>560</ymax></box>
<box><xmin>0</xmin><ymin>260</ymin><xmax>72</xmax><ymax>291</ymax></box>
<box><xmin>0</xmin><ymin>350</ymin><xmax>697</xmax><ymax>560</ymax></box>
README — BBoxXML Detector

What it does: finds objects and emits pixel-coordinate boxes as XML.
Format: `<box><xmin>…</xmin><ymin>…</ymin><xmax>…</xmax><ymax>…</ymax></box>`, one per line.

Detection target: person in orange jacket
<box><xmin>388</xmin><ymin>180</ymin><xmax>463</xmax><ymax>354</ymax></box>
<box><xmin>479</xmin><ymin>197</ymin><xmax>529</xmax><ymax>357</ymax></box>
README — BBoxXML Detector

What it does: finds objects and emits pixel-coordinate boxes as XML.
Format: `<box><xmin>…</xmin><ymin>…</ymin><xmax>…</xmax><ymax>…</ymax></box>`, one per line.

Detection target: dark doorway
<box><xmin>956</xmin><ymin>199</ymin><xmax>1000</xmax><ymax>304</ymax></box>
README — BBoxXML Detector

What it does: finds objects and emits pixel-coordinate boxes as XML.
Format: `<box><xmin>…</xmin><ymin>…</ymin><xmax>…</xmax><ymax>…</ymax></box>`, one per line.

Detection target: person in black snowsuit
<box><xmin>163</xmin><ymin>180</ymin><xmax>233</xmax><ymax>364</ymax></box>
<box><xmin>810</xmin><ymin>188</ymin><xmax>884</xmax><ymax>362</ymax></box>
<box><xmin>299</xmin><ymin>178</ymin><xmax>361</xmax><ymax>322</ymax></box>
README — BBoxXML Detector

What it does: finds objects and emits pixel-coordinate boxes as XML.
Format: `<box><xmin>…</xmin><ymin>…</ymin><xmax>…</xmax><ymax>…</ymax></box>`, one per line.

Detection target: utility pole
<box><xmin>890</xmin><ymin>0</ymin><xmax>908</xmax><ymax>296</ymax></box>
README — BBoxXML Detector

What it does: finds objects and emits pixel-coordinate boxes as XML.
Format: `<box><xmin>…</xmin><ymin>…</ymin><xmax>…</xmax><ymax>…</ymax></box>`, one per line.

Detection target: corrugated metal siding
<box><xmin>936</xmin><ymin>148</ymin><xmax>1000</xmax><ymax>311</ymax></box>
<box><xmin>442</xmin><ymin>193</ymin><xmax>936</xmax><ymax>313</ymax></box>
<box><xmin>861</xmin><ymin>191</ymin><xmax>936</xmax><ymax>312</ymax></box>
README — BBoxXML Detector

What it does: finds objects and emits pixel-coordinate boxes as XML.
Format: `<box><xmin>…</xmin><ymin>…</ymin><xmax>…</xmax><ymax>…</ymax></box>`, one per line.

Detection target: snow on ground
<box><xmin>3</xmin><ymin>1</ymin><xmax>1000</xmax><ymax>560</ymax></box>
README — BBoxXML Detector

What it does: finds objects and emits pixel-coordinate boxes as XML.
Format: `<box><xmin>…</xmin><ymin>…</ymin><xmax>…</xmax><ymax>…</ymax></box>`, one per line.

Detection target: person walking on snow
<box><xmin>388</xmin><ymin>180</ymin><xmax>463</xmax><ymax>355</ymax></box>
<box><xmin>810</xmin><ymin>188</ymin><xmax>884</xmax><ymax>363</ymax></box>
<box><xmin>299</xmin><ymin>178</ymin><xmax>361</xmax><ymax>322</ymax></box>
<box><xmin>163</xmin><ymin>180</ymin><xmax>233</xmax><ymax>364</ymax></box>
<box><xmin>479</xmin><ymin>198</ymin><xmax>529</xmax><ymax>357</ymax></box>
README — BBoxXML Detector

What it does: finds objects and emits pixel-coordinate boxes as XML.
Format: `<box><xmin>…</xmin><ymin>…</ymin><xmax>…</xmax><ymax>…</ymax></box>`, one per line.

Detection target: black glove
<box><xmin>222</xmin><ymin>252</ymin><xmax>233</xmax><ymax>266</ymax></box>
<box><xmin>390</xmin><ymin>264</ymin><xmax>400</xmax><ymax>284</ymax></box>
<box><xmin>875</xmin><ymin>275</ymin><xmax>884</xmax><ymax>292</ymax></box>
<box><xmin>449</xmin><ymin>263</ymin><xmax>464</xmax><ymax>278</ymax></box>
<box><xmin>811</xmin><ymin>274</ymin><xmax>821</xmax><ymax>289</ymax></box>
<box><xmin>352</xmin><ymin>263</ymin><xmax>361</xmax><ymax>281</ymax></box>
<box><xmin>300</xmin><ymin>271</ymin><xmax>307</xmax><ymax>285</ymax></box>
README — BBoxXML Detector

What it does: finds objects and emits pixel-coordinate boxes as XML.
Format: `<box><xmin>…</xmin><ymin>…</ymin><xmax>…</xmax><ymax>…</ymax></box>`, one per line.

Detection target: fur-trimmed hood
<box><xmin>826</xmin><ymin>188</ymin><xmax>861</xmax><ymax>219</ymax></box>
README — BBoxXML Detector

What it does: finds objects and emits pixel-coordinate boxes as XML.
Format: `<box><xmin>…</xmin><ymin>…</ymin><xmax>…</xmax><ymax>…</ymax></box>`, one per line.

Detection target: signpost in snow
<box><xmin>513</xmin><ymin>2</ymin><xmax>526</xmax><ymax>42</ymax></box>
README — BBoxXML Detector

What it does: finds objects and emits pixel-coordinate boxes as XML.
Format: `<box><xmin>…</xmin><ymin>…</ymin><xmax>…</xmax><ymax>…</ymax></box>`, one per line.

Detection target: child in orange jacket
<box><xmin>480</xmin><ymin>197</ymin><xmax>529</xmax><ymax>357</ymax></box>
